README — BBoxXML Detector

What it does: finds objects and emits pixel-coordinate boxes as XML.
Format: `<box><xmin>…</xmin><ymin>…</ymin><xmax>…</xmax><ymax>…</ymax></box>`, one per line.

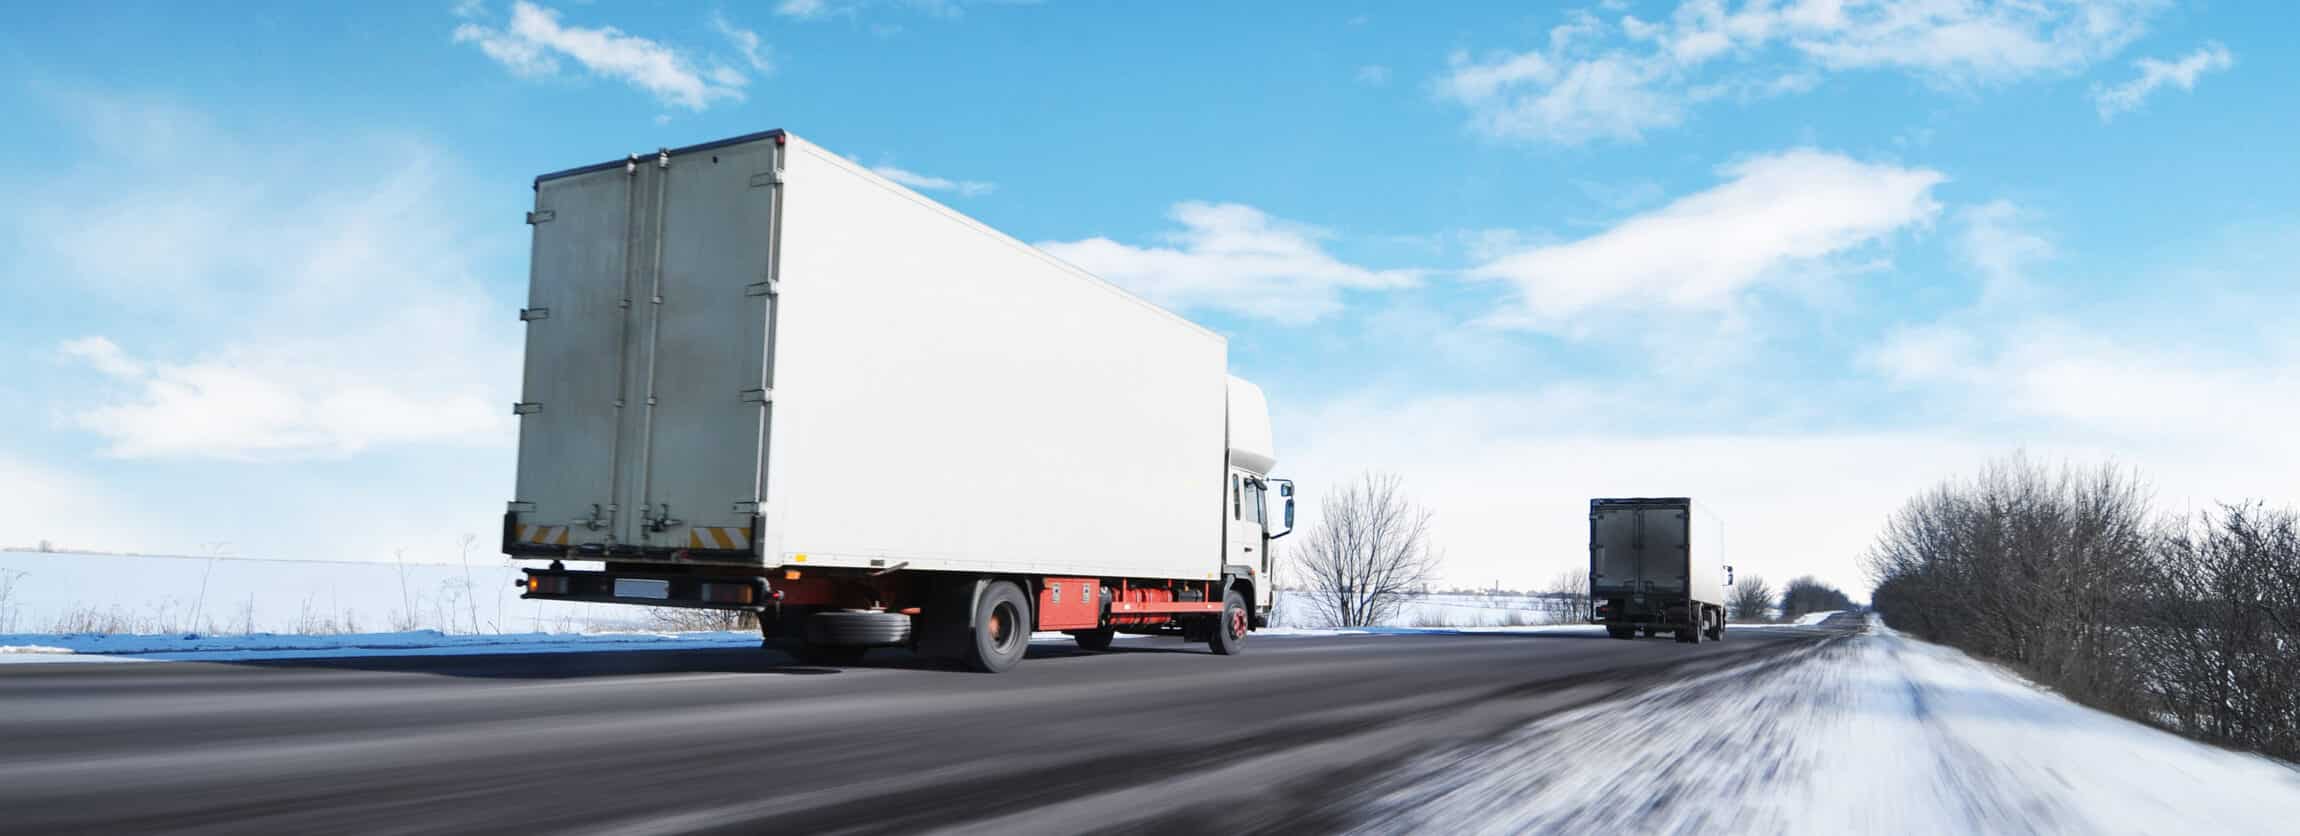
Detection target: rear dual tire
<box><xmin>1070</xmin><ymin>628</ymin><xmax>1116</xmax><ymax>651</ymax></box>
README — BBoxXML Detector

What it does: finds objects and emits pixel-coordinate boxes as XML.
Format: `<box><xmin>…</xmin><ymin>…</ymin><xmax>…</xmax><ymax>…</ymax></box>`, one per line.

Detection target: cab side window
<box><xmin>1246</xmin><ymin>480</ymin><xmax>1265</xmax><ymax>526</ymax></box>
<box><xmin>1232</xmin><ymin>475</ymin><xmax>1242</xmax><ymax>520</ymax></box>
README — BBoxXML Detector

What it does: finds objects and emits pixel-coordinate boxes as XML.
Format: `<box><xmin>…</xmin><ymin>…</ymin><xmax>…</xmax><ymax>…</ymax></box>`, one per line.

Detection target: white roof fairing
<box><xmin>1226</xmin><ymin>376</ymin><xmax>1276</xmax><ymax>475</ymax></box>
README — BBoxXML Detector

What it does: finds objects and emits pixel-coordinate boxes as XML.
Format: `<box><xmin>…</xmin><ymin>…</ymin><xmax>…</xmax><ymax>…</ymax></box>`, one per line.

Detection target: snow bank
<box><xmin>1793</xmin><ymin>609</ymin><xmax>1844</xmax><ymax>626</ymax></box>
<box><xmin>1346</xmin><ymin>617</ymin><xmax>2300</xmax><ymax>833</ymax></box>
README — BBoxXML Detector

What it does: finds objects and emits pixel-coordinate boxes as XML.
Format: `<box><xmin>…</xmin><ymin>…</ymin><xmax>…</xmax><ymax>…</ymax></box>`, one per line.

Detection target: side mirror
<box><xmin>1270</xmin><ymin>479</ymin><xmax>1296</xmax><ymax>539</ymax></box>
<box><xmin>1725</xmin><ymin>565</ymin><xmax>1736</xmax><ymax>586</ymax></box>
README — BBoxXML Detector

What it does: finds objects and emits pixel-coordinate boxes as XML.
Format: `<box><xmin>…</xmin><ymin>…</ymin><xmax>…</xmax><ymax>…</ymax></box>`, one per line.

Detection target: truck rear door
<box><xmin>1589</xmin><ymin>501</ymin><xmax>1690</xmax><ymax>599</ymax></box>
<box><xmin>511</xmin><ymin>137</ymin><xmax>784</xmax><ymax>559</ymax></box>
<box><xmin>512</xmin><ymin>164</ymin><xmax>636</xmax><ymax>549</ymax></box>
<box><xmin>626</xmin><ymin>140</ymin><xmax>781</xmax><ymax>555</ymax></box>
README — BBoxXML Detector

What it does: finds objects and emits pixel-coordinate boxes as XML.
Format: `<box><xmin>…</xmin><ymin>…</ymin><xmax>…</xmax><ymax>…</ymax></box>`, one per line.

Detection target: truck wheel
<box><xmin>1606</xmin><ymin>625</ymin><xmax>1635</xmax><ymax>640</ymax></box>
<box><xmin>807</xmin><ymin>610</ymin><xmax>913</xmax><ymax>647</ymax></box>
<box><xmin>1209</xmin><ymin>591</ymin><xmax>1249</xmax><ymax>656</ymax></box>
<box><xmin>1707</xmin><ymin>608</ymin><xmax>1725</xmax><ymax>642</ymax></box>
<box><xmin>1070</xmin><ymin>628</ymin><xmax>1115</xmax><ymax>651</ymax></box>
<box><xmin>1677</xmin><ymin>622</ymin><xmax>1703</xmax><ymax>644</ymax></box>
<box><xmin>963</xmin><ymin>581</ymin><xmax>1031</xmax><ymax>673</ymax></box>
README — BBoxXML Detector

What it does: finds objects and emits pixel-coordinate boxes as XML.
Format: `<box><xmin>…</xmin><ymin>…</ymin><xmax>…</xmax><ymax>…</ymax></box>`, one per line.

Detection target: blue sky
<box><xmin>3</xmin><ymin>1</ymin><xmax>2296</xmax><ymax>596</ymax></box>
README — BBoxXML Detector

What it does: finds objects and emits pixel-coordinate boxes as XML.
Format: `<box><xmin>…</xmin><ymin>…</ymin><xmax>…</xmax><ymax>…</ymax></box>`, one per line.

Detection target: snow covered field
<box><xmin>1345</xmin><ymin>617</ymin><xmax>2300</xmax><ymax>834</ymax></box>
<box><xmin>0</xmin><ymin>549</ymin><xmax>663</xmax><ymax>636</ymax></box>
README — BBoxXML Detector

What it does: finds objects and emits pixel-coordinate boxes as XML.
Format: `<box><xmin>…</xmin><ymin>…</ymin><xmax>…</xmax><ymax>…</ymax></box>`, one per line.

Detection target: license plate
<box><xmin>614</xmin><ymin>578</ymin><xmax>670</xmax><ymax>600</ymax></box>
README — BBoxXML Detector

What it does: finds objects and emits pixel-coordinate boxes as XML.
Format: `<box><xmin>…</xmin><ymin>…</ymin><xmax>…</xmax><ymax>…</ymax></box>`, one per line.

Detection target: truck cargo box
<box><xmin>1588</xmin><ymin>497</ymin><xmax>1729</xmax><ymax>643</ymax></box>
<box><xmin>506</xmin><ymin>131</ymin><xmax>1239</xmax><ymax>583</ymax></box>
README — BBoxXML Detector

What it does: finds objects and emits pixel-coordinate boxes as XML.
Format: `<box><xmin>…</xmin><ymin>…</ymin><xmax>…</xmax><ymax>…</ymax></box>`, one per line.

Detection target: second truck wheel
<box><xmin>964</xmin><ymin>581</ymin><xmax>1032</xmax><ymax>673</ymax></box>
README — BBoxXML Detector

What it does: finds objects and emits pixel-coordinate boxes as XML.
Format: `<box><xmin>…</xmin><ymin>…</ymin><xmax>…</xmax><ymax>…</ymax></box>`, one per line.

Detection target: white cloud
<box><xmin>2092</xmin><ymin>42</ymin><xmax>2233</xmax><ymax>120</ymax></box>
<box><xmin>1281</xmin><ymin>390</ymin><xmax>1997</xmax><ymax>597</ymax></box>
<box><xmin>57</xmin><ymin>337</ymin><xmax>146</xmax><ymax>379</ymax></box>
<box><xmin>777</xmin><ymin>0</ymin><xmax>831</xmax><ymax>20</ymax></box>
<box><xmin>0</xmin><ymin>455</ymin><xmax>148</xmax><ymax>554</ymax></box>
<box><xmin>1471</xmin><ymin>149</ymin><xmax>1944</xmax><ymax>327</ymax></box>
<box><xmin>1957</xmin><ymin>200</ymin><xmax>2052</xmax><ymax>303</ymax></box>
<box><xmin>870</xmin><ymin>164</ymin><xmax>995</xmax><ymax>197</ymax></box>
<box><xmin>711</xmin><ymin>12</ymin><xmax>774</xmax><ymax>73</ymax></box>
<box><xmin>454</xmin><ymin>1</ymin><xmax>747</xmax><ymax>110</ymax></box>
<box><xmin>1442</xmin><ymin>0</ymin><xmax>2165</xmax><ymax>144</ymax></box>
<box><xmin>18</xmin><ymin>104</ymin><xmax>516</xmax><ymax>462</ymax></box>
<box><xmin>1442</xmin><ymin>50</ymin><xmax>1685</xmax><ymax>145</ymax></box>
<box><xmin>1289</xmin><ymin>327</ymin><xmax>2300</xmax><ymax>598</ymax></box>
<box><xmin>777</xmin><ymin>0</ymin><xmax>1012</xmax><ymax>21</ymax></box>
<box><xmin>1356</xmin><ymin>65</ymin><xmax>1393</xmax><ymax>86</ymax></box>
<box><xmin>1038</xmin><ymin>202</ymin><xmax>1421</xmax><ymax>324</ymax></box>
<box><xmin>1862</xmin><ymin>323</ymin><xmax>1981</xmax><ymax>384</ymax></box>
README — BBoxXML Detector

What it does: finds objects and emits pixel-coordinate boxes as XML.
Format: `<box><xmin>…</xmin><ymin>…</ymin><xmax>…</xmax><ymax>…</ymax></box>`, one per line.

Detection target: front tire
<box><xmin>1210</xmin><ymin>591</ymin><xmax>1249</xmax><ymax>656</ymax></box>
<box><xmin>963</xmin><ymin>581</ymin><xmax>1032</xmax><ymax>673</ymax></box>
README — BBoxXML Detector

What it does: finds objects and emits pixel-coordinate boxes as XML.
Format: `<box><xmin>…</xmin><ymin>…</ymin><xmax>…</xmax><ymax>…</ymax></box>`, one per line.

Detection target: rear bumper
<box><xmin>502</xmin><ymin>511</ymin><xmax>763</xmax><ymax>565</ymax></box>
<box><xmin>1593</xmin><ymin>594</ymin><xmax>1697</xmax><ymax>627</ymax></box>
<box><xmin>519</xmin><ymin>567</ymin><xmax>771</xmax><ymax>611</ymax></box>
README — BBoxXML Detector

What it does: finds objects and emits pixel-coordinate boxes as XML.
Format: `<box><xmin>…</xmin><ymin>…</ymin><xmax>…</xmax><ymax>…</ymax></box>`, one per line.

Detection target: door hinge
<box><xmin>749</xmin><ymin>170</ymin><xmax>784</xmax><ymax>188</ymax></box>
<box><xmin>745</xmin><ymin>280</ymin><xmax>781</xmax><ymax>297</ymax></box>
<box><xmin>519</xmin><ymin>307</ymin><xmax>550</xmax><ymax>321</ymax></box>
<box><xmin>512</xmin><ymin>402</ymin><xmax>543</xmax><ymax>415</ymax></box>
<box><xmin>739</xmin><ymin>388</ymin><xmax>773</xmax><ymax>405</ymax></box>
<box><xmin>657</xmin><ymin>148</ymin><xmax>671</xmax><ymax>169</ymax></box>
<box><xmin>525</xmin><ymin>209</ymin><xmax>555</xmax><ymax>224</ymax></box>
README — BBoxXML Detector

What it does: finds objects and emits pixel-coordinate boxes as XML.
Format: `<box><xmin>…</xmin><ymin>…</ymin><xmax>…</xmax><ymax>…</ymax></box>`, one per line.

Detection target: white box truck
<box><xmin>503</xmin><ymin>130</ymin><xmax>1295</xmax><ymax>671</ymax></box>
<box><xmin>1588</xmin><ymin>497</ymin><xmax>1732</xmax><ymax>643</ymax></box>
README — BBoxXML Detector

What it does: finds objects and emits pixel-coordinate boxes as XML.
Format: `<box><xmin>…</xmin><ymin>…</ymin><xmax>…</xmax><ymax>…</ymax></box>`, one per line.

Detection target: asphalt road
<box><xmin>0</xmin><ymin>625</ymin><xmax>1847</xmax><ymax>834</ymax></box>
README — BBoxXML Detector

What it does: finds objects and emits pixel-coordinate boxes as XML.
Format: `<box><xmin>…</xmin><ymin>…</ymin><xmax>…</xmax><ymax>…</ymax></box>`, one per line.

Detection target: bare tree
<box><xmin>1778</xmin><ymin>576</ymin><xmax>1852</xmax><ymax>621</ymax></box>
<box><xmin>1728</xmin><ymin>574</ymin><xmax>1774</xmax><ymax>622</ymax></box>
<box><xmin>1293</xmin><ymin>472</ymin><xmax>1441</xmax><ymax>628</ymax></box>
<box><xmin>1546</xmin><ymin>568</ymin><xmax>1590</xmax><ymax>623</ymax></box>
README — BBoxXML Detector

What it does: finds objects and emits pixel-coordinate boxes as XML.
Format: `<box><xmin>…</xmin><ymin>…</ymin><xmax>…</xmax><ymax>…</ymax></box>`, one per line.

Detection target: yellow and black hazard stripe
<box><xmin>512</xmin><ymin>523</ymin><xmax>572</xmax><ymax>547</ymax></box>
<box><xmin>687</xmin><ymin>526</ymin><xmax>749</xmax><ymax>550</ymax></box>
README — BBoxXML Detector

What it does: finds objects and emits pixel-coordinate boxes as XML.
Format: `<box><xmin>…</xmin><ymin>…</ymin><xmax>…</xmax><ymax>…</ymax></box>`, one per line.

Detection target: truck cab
<box><xmin>1223</xmin><ymin>376</ymin><xmax>1292</xmax><ymax>628</ymax></box>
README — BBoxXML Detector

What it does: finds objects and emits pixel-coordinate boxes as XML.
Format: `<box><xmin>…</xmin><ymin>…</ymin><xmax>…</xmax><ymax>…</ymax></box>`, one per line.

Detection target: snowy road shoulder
<box><xmin>1344</xmin><ymin>617</ymin><xmax>2300</xmax><ymax>834</ymax></box>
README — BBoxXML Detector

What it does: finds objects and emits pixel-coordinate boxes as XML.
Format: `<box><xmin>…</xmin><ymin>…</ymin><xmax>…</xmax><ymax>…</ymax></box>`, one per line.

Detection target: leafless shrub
<box><xmin>1728</xmin><ymin>574</ymin><xmax>1774</xmax><ymax>622</ymax></box>
<box><xmin>645</xmin><ymin>607</ymin><xmax>757</xmax><ymax>632</ymax></box>
<box><xmin>1868</xmin><ymin>454</ymin><xmax>2300</xmax><ymax>761</ymax></box>
<box><xmin>1292</xmin><ymin>472</ymin><xmax>1442</xmax><ymax>628</ymax></box>
<box><xmin>1546</xmin><ymin>568</ymin><xmax>1590</xmax><ymax>622</ymax></box>
<box><xmin>2139</xmin><ymin>503</ymin><xmax>2300</xmax><ymax>759</ymax></box>
<box><xmin>0</xmin><ymin>569</ymin><xmax>26</xmax><ymax>633</ymax></box>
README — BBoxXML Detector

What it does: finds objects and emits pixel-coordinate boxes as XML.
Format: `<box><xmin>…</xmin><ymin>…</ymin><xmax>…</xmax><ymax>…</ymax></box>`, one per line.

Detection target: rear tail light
<box><xmin>700</xmin><ymin>582</ymin><xmax>755</xmax><ymax>604</ymax></box>
<box><xmin>527</xmin><ymin>575</ymin><xmax>571</xmax><ymax>595</ymax></box>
